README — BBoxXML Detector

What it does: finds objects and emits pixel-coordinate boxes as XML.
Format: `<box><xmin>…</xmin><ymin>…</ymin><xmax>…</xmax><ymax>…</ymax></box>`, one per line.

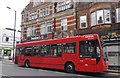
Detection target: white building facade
<box><xmin>0</xmin><ymin>28</ymin><xmax>20</xmax><ymax>59</ymax></box>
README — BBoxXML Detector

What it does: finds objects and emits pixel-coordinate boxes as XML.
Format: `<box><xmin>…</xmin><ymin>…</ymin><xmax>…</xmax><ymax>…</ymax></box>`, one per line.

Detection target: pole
<box><xmin>7</xmin><ymin>6</ymin><xmax>17</xmax><ymax>61</ymax></box>
<box><xmin>13</xmin><ymin>10</ymin><xmax>16</xmax><ymax>61</ymax></box>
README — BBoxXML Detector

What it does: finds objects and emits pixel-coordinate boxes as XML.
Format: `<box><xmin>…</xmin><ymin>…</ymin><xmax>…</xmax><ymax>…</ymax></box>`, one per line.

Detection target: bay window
<box><xmin>91</xmin><ymin>9</ymin><xmax>111</xmax><ymax>26</ymax></box>
<box><xmin>80</xmin><ymin>15</ymin><xmax>87</xmax><ymax>28</ymax></box>
<box><xmin>97</xmin><ymin>10</ymin><xmax>103</xmax><ymax>24</ymax></box>
<box><xmin>91</xmin><ymin>12</ymin><xmax>97</xmax><ymax>26</ymax></box>
<box><xmin>104</xmin><ymin>10</ymin><xmax>111</xmax><ymax>23</ymax></box>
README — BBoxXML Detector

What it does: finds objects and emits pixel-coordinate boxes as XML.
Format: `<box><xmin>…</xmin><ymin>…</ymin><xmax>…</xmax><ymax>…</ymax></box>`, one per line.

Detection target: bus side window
<box><xmin>33</xmin><ymin>46</ymin><xmax>41</xmax><ymax>56</ymax></box>
<box><xmin>51</xmin><ymin>44</ymin><xmax>62</xmax><ymax>57</ymax></box>
<box><xmin>25</xmin><ymin>47</ymin><xmax>32</xmax><ymax>56</ymax></box>
<box><xmin>40</xmin><ymin>45</ymin><xmax>50</xmax><ymax>56</ymax></box>
<box><xmin>63</xmin><ymin>42</ymin><xmax>76</xmax><ymax>54</ymax></box>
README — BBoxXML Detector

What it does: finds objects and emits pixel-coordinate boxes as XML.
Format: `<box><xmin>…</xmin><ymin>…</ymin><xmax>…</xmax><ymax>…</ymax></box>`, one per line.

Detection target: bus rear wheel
<box><xmin>65</xmin><ymin>62</ymin><xmax>75</xmax><ymax>73</ymax></box>
<box><xmin>24</xmin><ymin>60</ymin><xmax>30</xmax><ymax>68</ymax></box>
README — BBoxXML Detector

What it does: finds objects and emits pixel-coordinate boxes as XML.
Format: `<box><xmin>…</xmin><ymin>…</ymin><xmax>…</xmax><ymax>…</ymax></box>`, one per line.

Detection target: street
<box><xmin>0</xmin><ymin>60</ymin><xmax>119</xmax><ymax>78</ymax></box>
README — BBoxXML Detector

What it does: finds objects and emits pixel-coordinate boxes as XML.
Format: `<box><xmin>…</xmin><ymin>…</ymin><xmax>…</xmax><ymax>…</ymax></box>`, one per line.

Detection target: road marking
<box><xmin>38</xmin><ymin>69</ymin><xmax>51</xmax><ymax>72</ymax></box>
<box><xmin>54</xmin><ymin>71</ymin><xmax>66</xmax><ymax>74</ymax></box>
<box><xmin>108</xmin><ymin>72</ymin><xmax>119</xmax><ymax>75</ymax></box>
<box><xmin>77</xmin><ymin>74</ymin><xmax>84</xmax><ymax>76</ymax></box>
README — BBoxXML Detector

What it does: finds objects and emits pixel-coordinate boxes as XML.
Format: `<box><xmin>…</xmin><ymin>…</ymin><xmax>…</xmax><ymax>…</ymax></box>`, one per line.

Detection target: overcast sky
<box><xmin>0</xmin><ymin>0</ymin><xmax>30</xmax><ymax>31</ymax></box>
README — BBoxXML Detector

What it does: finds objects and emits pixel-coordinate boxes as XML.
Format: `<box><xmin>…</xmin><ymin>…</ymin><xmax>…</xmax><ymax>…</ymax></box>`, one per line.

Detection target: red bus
<box><xmin>15</xmin><ymin>34</ymin><xmax>108</xmax><ymax>73</ymax></box>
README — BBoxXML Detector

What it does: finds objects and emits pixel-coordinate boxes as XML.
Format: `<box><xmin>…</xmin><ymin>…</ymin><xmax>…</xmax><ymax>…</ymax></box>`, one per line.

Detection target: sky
<box><xmin>0</xmin><ymin>0</ymin><xmax>30</xmax><ymax>31</ymax></box>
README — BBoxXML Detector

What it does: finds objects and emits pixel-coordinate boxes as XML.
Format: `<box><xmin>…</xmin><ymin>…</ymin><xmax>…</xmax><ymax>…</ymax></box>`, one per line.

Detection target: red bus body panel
<box><xmin>15</xmin><ymin>34</ymin><xmax>108</xmax><ymax>72</ymax></box>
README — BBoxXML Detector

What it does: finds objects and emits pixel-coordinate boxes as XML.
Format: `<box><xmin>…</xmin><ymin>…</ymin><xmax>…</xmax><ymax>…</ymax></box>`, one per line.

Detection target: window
<box><xmin>25</xmin><ymin>47</ymin><xmax>32</xmax><ymax>56</ymax></box>
<box><xmin>47</xmin><ymin>22</ymin><xmax>52</xmax><ymax>33</ymax></box>
<box><xmin>51</xmin><ymin>44</ymin><xmax>62</xmax><ymax>57</ymax></box>
<box><xmin>29</xmin><ymin>12</ymin><xmax>37</xmax><ymax>20</ymax></box>
<box><xmin>40</xmin><ymin>9</ymin><xmax>43</xmax><ymax>17</ymax></box>
<box><xmin>91</xmin><ymin>12</ymin><xmax>97</xmax><ymax>26</ymax></box>
<box><xmin>61</xmin><ymin>19</ymin><xmax>67</xmax><ymax>31</ymax></box>
<box><xmin>41</xmin><ymin>45</ymin><xmax>50</xmax><ymax>56</ymax></box>
<box><xmin>33</xmin><ymin>46</ymin><xmax>41</xmax><ymax>56</ymax></box>
<box><xmin>91</xmin><ymin>9</ymin><xmax>111</xmax><ymax>26</ymax></box>
<box><xmin>104</xmin><ymin>10</ymin><xmax>111</xmax><ymax>23</ymax></box>
<box><xmin>40</xmin><ymin>24</ymin><xmax>47</xmax><ymax>34</ymax></box>
<box><xmin>79</xmin><ymin>40</ymin><xmax>100</xmax><ymax>58</ymax></box>
<box><xmin>33</xmin><ymin>1</ymin><xmax>43</xmax><ymax>7</ymax></box>
<box><xmin>116</xmin><ymin>8</ymin><xmax>120</xmax><ymax>23</ymax></box>
<box><xmin>80</xmin><ymin>16</ymin><xmax>87</xmax><ymax>28</ymax></box>
<box><xmin>16</xmin><ymin>48</ymin><xmax>22</xmax><ymax>55</ymax></box>
<box><xmin>27</xmin><ymin>26</ymin><xmax>36</xmax><ymax>37</ymax></box>
<box><xmin>27</xmin><ymin>27</ymin><xmax>31</xmax><ymax>37</ymax></box>
<box><xmin>46</xmin><ymin>7</ymin><xmax>49</xmax><ymax>15</ymax></box>
<box><xmin>40</xmin><ymin>7</ymin><xmax>49</xmax><ymax>17</ymax></box>
<box><xmin>57</xmin><ymin>0</ymin><xmax>71</xmax><ymax>12</ymax></box>
<box><xmin>97</xmin><ymin>10</ymin><xmax>103</xmax><ymax>24</ymax></box>
<box><xmin>63</xmin><ymin>42</ymin><xmax>76</xmax><ymax>53</ymax></box>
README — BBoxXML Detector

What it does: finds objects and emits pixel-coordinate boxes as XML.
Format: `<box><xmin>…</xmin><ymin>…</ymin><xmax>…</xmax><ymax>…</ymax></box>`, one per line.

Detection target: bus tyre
<box><xmin>65</xmin><ymin>62</ymin><xmax>75</xmax><ymax>73</ymax></box>
<box><xmin>25</xmin><ymin>60</ymin><xmax>30</xmax><ymax>68</ymax></box>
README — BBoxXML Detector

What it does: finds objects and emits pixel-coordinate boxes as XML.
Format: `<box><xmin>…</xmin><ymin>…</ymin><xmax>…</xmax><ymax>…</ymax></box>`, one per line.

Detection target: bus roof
<box><xmin>17</xmin><ymin>34</ymin><xmax>99</xmax><ymax>47</ymax></box>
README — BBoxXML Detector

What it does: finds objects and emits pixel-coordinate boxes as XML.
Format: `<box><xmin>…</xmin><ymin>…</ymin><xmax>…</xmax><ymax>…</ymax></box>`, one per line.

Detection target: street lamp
<box><xmin>7</xmin><ymin>6</ymin><xmax>16</xmax><ymax>61</ymax></box>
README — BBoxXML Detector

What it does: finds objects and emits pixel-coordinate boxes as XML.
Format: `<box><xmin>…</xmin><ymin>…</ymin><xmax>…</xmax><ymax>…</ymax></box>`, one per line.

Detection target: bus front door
<box><xmin>79</xmin><ymin>40</ymin><xmax>100</xmax><ymax>71</ymax></box>
<box><xmin>20</xmin><ymin>54</ymin><xmax>25</xmax><ymax>61</ymax></box>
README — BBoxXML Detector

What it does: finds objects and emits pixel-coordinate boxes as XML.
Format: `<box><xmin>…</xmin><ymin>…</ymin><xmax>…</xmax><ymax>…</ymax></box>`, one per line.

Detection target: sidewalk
<box><xmin>2</xmin><ymin>59</ymin><xmax>14</xmax><ymax>64</ymax></box>
<box><xmin>106</xmin><ymin>69</ymin><xmax>120</xmax><ymax>73</ymax></box>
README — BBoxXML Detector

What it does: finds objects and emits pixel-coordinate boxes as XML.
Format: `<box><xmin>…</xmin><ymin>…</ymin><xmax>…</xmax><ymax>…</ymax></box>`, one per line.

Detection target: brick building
<box><xmin>21</xmin><ymin>1</ymin><xmax>120</xmax><ymax>67</ymax></box>
<box><xmin>76</xmin><ymin>2</ymin><xmax>120</xmax><ymax>67</ymax></box>
<box><xmin>21</xmin><ymin>0</ymin><xmax>76</xmax><ymax>42</ymax></box>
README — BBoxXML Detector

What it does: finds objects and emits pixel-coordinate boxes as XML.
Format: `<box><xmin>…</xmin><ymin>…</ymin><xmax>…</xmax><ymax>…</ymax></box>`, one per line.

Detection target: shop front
<box><xmin>100</xmin><ymin>31</ymin><xmax>120</xmax><ymax>68</ymax></box>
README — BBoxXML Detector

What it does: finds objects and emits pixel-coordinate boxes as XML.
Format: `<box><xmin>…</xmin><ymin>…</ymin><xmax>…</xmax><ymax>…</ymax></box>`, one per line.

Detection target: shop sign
<box><xmin>101</xmin><ymin>32</ymin><xmax>120</xmax><ymax>42</ymax></box>
<box><xmin>27</xmin><ymin>34</ymin><xmax>48</xmax><ymax>41</ymax></box>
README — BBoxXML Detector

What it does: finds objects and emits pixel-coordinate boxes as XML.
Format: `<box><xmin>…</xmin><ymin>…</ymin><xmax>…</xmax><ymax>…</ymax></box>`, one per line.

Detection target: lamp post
<box><xmin>7</xmin><ymin>6</ymin><xmax>16</xmax><ymax>61</ymax></box>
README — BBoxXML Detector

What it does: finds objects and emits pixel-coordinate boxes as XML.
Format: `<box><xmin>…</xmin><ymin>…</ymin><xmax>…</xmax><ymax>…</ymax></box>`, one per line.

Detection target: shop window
<box><xmin>116</xmin><ymin>8</ymin><xmax>120</xmax><ymax>23</ymax></box>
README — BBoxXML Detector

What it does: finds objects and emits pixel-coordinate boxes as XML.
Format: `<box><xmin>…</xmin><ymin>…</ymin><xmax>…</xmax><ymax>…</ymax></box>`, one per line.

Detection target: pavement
<box><xmin>1</xmin><ymin>59</ymin><xmax>120</xmax><ymax>73</ymax></box>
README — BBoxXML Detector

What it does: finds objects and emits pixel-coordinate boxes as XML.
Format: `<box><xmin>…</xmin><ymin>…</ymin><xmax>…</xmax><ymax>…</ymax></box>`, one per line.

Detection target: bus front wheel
<box><xmin>24</xmin><ymin>60</ymin><xmax>30</xmax><ymax>68</ymax></box>
<box><xmin>65</xmin><ymin>62</ymin><xmax>75</xmax><ymax>73</ymax></box>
